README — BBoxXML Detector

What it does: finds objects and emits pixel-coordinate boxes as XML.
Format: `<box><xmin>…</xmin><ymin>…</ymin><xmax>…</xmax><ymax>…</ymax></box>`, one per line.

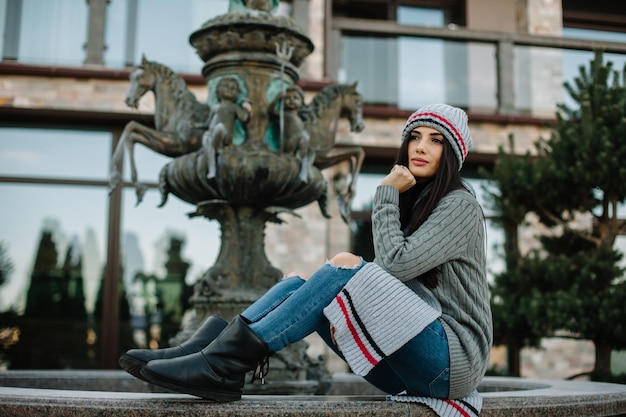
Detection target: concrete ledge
<box><xmin>1</xmin><ymin>372</ymin><xmax>626</xmax><ymax>416</ymax></box>
<box><xmin>3</xmin><ymin>388</ymin><xmax>434</xmax><ymax>417</ymax></box>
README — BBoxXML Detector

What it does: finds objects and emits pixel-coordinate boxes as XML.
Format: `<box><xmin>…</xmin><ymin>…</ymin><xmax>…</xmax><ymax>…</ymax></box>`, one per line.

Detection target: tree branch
<box><xmin>618</xmin><ymin>219</ymin><xmax>626</xmax><ymax>236</ymax></box>
<box><xmin>536</xmin><ymin>204</ymin><xmax>601</xmax><ymax>247</ymax></box>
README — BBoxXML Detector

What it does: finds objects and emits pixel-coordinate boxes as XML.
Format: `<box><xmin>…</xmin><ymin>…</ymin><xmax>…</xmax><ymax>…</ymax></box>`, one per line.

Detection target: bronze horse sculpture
<box><xmin>109</xmin><ymin>55</ymin><xmax>210</xmax><ymax>203</ymax></box>
<box><xmin>300</xmin><ymin>82</ymin><xmax>365</xmax><ymax>221</ymax></box>
<box><xmin>110</xmin><ymin>57</ymin><xmax>365</xmax><ymax>222</ymax></box>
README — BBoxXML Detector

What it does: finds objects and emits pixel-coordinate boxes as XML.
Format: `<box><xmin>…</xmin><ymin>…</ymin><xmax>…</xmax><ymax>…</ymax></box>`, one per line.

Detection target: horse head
<box><xmin>125</xmin><ymin>55</ymin><xmax>156</xmax><ymax>108</ymax></box>
<box><xmin>341</xmin><ymin>82</ymin><xmax>365</xmax><ymax>133</ymax></box>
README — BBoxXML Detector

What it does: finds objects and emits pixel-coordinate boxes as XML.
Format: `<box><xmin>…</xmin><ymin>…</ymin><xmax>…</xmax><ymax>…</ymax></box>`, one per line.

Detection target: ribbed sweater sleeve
<box><xmin>371</xmin><ymin>185</ymin><xmax>493</xmax><ymax>399</ymax></box>
<box><xmin>372</xmin><ymin>185</ymin><xmax>474</xmax><ymax>280</ymax></box>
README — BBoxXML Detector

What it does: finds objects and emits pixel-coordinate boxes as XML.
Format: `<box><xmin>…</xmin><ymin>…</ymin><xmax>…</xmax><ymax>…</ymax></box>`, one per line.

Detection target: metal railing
<box><xmin>330</xmin><ymin>18</ymin><xmax>626</xmax><ymax>115</ymax></box>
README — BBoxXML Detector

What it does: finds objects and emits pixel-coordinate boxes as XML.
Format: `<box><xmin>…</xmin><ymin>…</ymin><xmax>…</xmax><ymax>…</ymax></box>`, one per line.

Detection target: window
<box><xmin>336</xmin><ymin>2</ymin><xmax>497</xmax><ymax>111</ymax></box>
<box><xmin>104</xmin><ymin>0</ymin><xmax>293</xmax><ymax>72</ymax></box>
<box><xmin>120</xmin><ymin>195</ymin><xmax>214</xmax><ymax>292</ymax></box>
<box><xmin>515</xmin><ymin>28</ymin><xmax>626</xmax><ymax>116</ymax></box>
<box><xmin>340</xmin><ymin>36</ymin><xmax>399</xmax><ymax>105</ymax></box>
<box><xmin>0</xmin><ymin>183</ymin><xmax>108</xmax><ymax>316</ymax></box>
<box><xmin>0</xmin><ymin>126</ymin><xmax>222</xmax><ymax>368</ymax></box>
<box><xmin>0</xmin><ymin>182</ymin><xmax>109</xmax><ymax>368</ymax></box>
<box><xmin>334</xmin><ymin>1</ymin><xmax>626</xmax><ymax>114</ymax></box>
<box><xmin>0</xmin><ymin>128</ymin><xmax>109</xmax><ymax>178</ymax></box>
<box><xmin>0</xmin><ymin>0</ymin><xmax>88</xmax><ymax>66</ymax></box>
<box><xmin>105</xmin><ymin>0</ymin><xmax>229</xmax><ymax>72</ymax></box>
<box><xmin>120</xmin><ymin>186</ymin><xmax>221</xmax><ymax>350</ymax></box>
<box><xmin>0</xmin><ymin>127</ymin><xmax>111</xmax><ymax>368</ymax></box>
<box><xmin>0</xmin><ymin>0</ymin><xmax>231</xmax><ymax>72</ymax></box>
<box><xmin>332</xmin><ymin>0</ymin><xmax>464</xmax><ymax>23</ymax></box>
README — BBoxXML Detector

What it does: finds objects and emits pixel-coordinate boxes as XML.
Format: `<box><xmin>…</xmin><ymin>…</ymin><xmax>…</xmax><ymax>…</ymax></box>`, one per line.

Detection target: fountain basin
<box><xmin>160</xmin><ymin>147</ymin><xmax>327</xmax><ymax>209</ymax></box>
<box><xmin>1</xmin><ymin>371</ymin><xmax>626</xmax><ymax>416</ymax></box>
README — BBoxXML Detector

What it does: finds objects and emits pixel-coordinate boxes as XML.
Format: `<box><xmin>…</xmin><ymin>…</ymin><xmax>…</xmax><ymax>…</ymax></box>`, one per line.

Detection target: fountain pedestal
<box><xmin>153</xmin><ymin>5</ymin><xmax>354</xmax><ymax>395</ymax></box>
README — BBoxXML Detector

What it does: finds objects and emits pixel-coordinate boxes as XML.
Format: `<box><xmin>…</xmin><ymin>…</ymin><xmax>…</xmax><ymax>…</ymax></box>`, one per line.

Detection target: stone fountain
<box><xmin>109</xmin><ymin>0</ymin><xmax>365</xmax><ymax>394</ymax></box>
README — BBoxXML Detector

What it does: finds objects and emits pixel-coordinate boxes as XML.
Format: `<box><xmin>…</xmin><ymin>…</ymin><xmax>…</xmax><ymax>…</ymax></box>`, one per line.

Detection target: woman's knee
<box><xmin>329</xmin><ymin>252</ymin><xmax>361</xmax><ymax>268</ymax></box>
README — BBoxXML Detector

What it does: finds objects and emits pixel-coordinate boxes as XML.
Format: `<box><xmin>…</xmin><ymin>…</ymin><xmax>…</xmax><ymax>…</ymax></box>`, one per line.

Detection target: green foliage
<box><xmin>480</xmin><ymin>135</ymin><xmax>536</xmax><ymax>231</ymax></box>
<box><xmin>521</xmin><ymin>235</ymin><xmax>626</xmax><ymax>347</ymax></box>
<box><xmin>481</xmin><ymin>135</ymin><xmax>543</xmax><ymax>374</ymax></box>
<box><xmin>0</xmin><ymin>241</ymin><xmax>14</xmax><ymax>287</ymax></box>
<box><xmin>490</xmin><ymin>263</ymin><xmax>543</xmax><ymax>348</ymax></box>
<box><xmin>480</xmin><ymin>136</ymin><xmax>537</xmax><ymax>273</ymax></box>
<box><xmin>533</xmin><ymin>50</ymin><xmax>626</xmax><ymax>233</ymax></box>
<box><xmin>485</xmin><ymin>50</ymin><xmax>626</xmax><ymax>376</ymax></box>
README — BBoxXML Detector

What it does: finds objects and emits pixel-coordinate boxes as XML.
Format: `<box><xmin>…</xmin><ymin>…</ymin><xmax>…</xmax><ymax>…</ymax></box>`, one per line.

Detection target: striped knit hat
<box><xmin>401</xmin><ymin>104</ymin><xmax>472</xmax><ymax>170</ymax></box>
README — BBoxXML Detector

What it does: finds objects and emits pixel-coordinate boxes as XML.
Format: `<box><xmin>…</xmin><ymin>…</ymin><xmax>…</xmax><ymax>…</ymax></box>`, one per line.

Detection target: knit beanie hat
<box><xmin>401</xmin><ymin>104</ymin><xmax>472</xmax><ymax>170</ymax></box>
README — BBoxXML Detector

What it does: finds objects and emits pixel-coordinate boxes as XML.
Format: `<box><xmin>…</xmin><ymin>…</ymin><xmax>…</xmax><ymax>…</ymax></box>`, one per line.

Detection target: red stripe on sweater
<box><xmin>443</xmin><ymin>399</ymin><xmax>472</xmax><ymax>417</ymax></box>
<box><xmin>336</xmin><ymin>295</ymin><xmax>379</xmax><ymax>367</ymax></box>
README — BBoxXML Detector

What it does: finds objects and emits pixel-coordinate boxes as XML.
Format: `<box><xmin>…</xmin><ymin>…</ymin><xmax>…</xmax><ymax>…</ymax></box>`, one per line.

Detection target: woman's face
<box><xmin>406</xmin><ymin>126</ymin><xmax>445</xmax><ymax>180</ymax></box>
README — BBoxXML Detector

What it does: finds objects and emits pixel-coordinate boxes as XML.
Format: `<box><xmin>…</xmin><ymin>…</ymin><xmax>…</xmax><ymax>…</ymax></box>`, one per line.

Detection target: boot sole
<box><xmin>119</xmin><ymin>354</ymin><xmax>149</xmax><ymax>382</ymax></box>
<box><xmin>139</xmin><ymin>366</ymin><xmax>242</xmax><ymax>402</ymax></box>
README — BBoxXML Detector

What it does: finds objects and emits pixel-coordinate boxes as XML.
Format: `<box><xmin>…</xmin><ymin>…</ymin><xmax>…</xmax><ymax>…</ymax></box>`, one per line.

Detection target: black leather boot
<box><xmin>140</xmin><ymin>315</ymin><xmax>271</xmax><ymax>402</ymax></box>
<box><xmin>119</xmin><ymin>315</ymin><xmax>228</xmax><ymax>381</ymax></box>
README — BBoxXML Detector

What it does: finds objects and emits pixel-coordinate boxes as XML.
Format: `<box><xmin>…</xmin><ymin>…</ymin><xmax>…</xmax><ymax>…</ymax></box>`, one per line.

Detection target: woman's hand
<box><xmin>380</xmin><ymin>164</ymin><xmax>416</xmax><ymax>193</ymax></box>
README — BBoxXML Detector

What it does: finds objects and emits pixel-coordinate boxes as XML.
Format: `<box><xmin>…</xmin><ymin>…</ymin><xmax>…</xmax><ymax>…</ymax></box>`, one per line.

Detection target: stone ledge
<box><xmin>1</xmin><ymin>372</ymin><xmax>626</xmax><ymax>416</ymax></box>
<box><xmin>3</xmin><ymin>388</ymin><xmax>437</xmax><ymax>417</ymax></box>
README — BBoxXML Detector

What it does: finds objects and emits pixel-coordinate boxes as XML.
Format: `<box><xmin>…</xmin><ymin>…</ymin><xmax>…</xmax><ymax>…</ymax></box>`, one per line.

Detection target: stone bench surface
<box><xmin>1</xmin><ymin>372</ymin><xmax>626</xmax><ymax>417</ymax></box>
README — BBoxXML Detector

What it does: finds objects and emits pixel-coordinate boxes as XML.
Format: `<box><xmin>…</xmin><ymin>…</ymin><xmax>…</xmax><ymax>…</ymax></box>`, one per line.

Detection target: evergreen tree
<box><xmin>486</xmin><ymin>51</ymin><xmax>626</xmax><ymax>379</ymax></box>
<box><xmin>480</xmin><ymin>137</ymin><xmax>542</xmax><ymax>376</ymax></box>
<box><xmin>531</xmin><ymin>50</ymin><xmax>626</xmax><ymax>378</ymax></box>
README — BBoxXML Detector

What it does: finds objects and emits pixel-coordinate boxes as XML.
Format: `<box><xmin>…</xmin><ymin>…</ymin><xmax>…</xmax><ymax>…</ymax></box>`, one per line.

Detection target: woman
<box><xmin>120</xmin><ymin>103</ymin><xmax>493</xmax><ymax>404</ymax></box>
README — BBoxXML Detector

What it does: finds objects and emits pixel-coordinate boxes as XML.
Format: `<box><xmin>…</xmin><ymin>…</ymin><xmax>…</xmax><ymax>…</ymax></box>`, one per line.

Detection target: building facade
<box><xmin>0</xmin><ymin>0</ymin><xmax>625</xmax><ymax>374</ymax></box>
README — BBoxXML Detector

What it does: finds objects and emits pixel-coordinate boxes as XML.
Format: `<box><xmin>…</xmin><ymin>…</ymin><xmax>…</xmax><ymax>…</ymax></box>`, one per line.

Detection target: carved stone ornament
<box><xmin>189</xmin><ymin>12</ymin><xmax>314</xmax><ymax>69</ymax></box>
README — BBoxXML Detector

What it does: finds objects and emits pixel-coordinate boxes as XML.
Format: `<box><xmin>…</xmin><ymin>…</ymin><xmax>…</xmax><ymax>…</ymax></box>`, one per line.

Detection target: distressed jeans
<box><xmin>241</xmin><ymin>260</ymin><xmax>450</xmax><ymax>398</ymax></box>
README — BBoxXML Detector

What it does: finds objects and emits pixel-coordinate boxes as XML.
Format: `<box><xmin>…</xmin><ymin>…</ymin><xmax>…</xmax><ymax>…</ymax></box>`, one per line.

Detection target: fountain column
<box><xmin>162</xmin><ymin>6</ymin><xmax>332</xmax><ymax>394</ymax></box>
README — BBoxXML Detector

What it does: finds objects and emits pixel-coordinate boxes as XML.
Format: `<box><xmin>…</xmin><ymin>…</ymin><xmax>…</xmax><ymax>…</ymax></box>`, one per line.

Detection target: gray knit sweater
<box><xmin>371</xmin><ymin>184</ymin><xmax>493</xmax><ymax>399</ymax></box>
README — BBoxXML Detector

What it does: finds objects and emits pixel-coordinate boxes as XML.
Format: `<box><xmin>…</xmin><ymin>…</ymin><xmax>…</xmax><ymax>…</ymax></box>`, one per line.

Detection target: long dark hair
<box><xmin>394</xmin><ymin>134</ymin><xmax>467</xmax><ymax>288</ymax></box>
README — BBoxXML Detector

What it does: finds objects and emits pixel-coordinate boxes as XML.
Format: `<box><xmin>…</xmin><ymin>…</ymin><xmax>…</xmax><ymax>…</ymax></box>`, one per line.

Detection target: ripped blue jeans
<box><xmin>242</xmin><ymin>260</ymin><xmax>450</xmax><ymax>398</ymax></box>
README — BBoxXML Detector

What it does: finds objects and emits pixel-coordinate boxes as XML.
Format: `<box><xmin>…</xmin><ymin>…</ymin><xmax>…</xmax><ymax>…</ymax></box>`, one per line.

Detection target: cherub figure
<box><xmin>268</xmin><ymin>85</ymin><xmax>315</xmax><ymax>182</ymax></box>
<box><xmin>203</xmin><ymin>77</ymin><xmax>251</xmax><ymax>179</ymax></box>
